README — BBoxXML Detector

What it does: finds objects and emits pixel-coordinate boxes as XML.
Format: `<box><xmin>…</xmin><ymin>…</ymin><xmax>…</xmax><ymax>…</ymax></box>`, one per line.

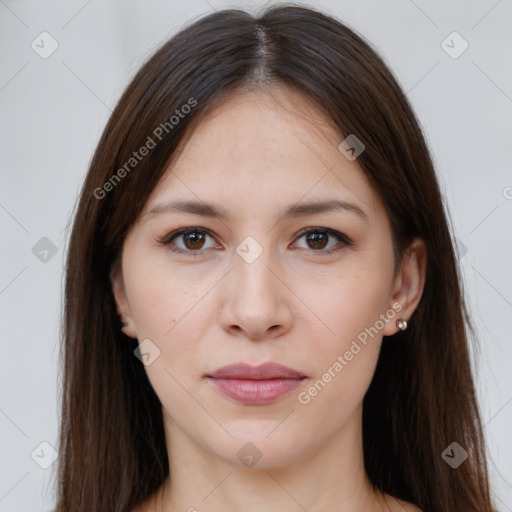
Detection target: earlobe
<box><xmin>120</xmin><ymin>323</ymin><xmax>137</xmax><ymax>339</ymax></box>
<box><xmin>111</xmin><ymin>273</ymin><xmax>138</xmax><ymax>339</ymax></box>
<box><xmin>383</xmin><ymin>237</ymin><xmax>427</xmax><ymax>336</ymax></box>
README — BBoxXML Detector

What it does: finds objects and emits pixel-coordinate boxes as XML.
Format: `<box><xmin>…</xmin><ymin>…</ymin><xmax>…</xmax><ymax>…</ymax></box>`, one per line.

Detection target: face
<box><xmin>112</xmin><ymin>85</ymin><xmax>425</xmax><ymax>469</ymax></box>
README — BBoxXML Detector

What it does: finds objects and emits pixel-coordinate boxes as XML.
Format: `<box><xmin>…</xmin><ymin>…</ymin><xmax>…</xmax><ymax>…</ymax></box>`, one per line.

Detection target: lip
<box><xmin>206</xmin><ymin>362</ymin><xmax>306</xmax><ymax>405</ymax></box>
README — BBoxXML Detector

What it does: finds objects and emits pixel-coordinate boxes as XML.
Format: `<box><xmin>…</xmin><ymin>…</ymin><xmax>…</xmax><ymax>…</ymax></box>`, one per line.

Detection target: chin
<box><xmin>201</xmin><ymin>425</ymin><xmax>311</xmax><ymax>470</ymax></box>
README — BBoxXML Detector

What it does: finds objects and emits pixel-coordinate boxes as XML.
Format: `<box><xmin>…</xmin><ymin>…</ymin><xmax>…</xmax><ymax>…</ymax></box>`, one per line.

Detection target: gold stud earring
<box><xmin>396</xmin><ymin>319</ymin><xmax>408</xmax><ymax>331</ymax></box>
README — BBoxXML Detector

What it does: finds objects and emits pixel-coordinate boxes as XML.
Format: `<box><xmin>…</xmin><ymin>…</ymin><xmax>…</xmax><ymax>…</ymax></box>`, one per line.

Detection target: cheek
<box><xmin>122</xmin><ymin>252</ymin><xmax>221</xmax><ymax>397</ymax></box>
<box><xmin>123</xmin><ymin>247</ymin><xmax>212</xmax><ymax>338</ymax></box>
<box><xmin>293</xmin><ymin>277</ymin><xmax>388</xmax><ymax>434</ymax></box>
<box><xmin>297</xmin><ymin>259</ymin><xmax>393</xmax><ymax>395</ymax></box>
<box><xmin>122</xmin><ymin>261</ymin><xmax>212</xmax><ymax>417</ymax></box>
<box><xmin>305</xmin><ymin>265</ymin><xmax>393</xmax><ymax>346</ymax></box>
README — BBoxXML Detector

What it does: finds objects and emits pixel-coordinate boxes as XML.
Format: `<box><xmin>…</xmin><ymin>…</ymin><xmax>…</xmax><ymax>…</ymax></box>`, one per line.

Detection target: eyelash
<box><xmin>157</xmin><ymin>227</ymin><xmax>354</xmax><ymax>257</ymax></box>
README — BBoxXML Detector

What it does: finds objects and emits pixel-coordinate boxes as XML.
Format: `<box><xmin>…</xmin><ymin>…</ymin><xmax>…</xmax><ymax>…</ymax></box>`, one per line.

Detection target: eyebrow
<box><xmin>143</xmin><ymin>198</ymin><xmax>369</xmax><ymax>224</ymax></box>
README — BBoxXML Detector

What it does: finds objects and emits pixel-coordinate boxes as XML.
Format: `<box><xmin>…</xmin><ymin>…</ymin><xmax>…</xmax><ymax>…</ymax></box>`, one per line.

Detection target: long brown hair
<box><xmin>55</xmin><ymin>4</ymin><xmax>496</xmax><ymax>511</ymax></box>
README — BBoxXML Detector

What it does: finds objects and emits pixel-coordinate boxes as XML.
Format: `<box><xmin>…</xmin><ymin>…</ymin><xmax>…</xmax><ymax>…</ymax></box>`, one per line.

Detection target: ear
<box><xmin>110</xmin><ymin>268</ymin><xmax>138</xmax><ymax>339</ymax></box>
<box><xmin>383</xmin><ymin>237</ymin><xmax>427</xmax><ymax>336</ymax></box>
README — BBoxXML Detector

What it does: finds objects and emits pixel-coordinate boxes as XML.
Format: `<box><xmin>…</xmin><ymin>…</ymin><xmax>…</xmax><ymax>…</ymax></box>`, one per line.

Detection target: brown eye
<box><xmin>305</xmin><ymin>231</ymin><xmax>329</xmax><ymax>250</ymax></box>
<box><xmin>294</xmin><ymin>228</ymin><xmax>353</xmax><ymax>255</ymax></box>
<box><xmin>182</xmin><ymin>231</ymin><xmax>207</xmax><ymax>250</ymax></box>
<box><xmin>161</xmin><ymin>227</ymin><xmax>218</xmax><ymax>256</ymax></box>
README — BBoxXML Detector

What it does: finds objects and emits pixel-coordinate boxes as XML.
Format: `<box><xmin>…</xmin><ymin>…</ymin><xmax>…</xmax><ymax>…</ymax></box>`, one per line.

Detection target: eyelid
<box><xmin>290</xmin><ymin>227</ymin><xmax>354</xmax><ymax>257</ymax></box>
<box><xmin>292</xmin><ymin>227</ymin><xmax>354</xmax><ymax>247</ymax></box>
<box><xmin>158</xmin><ymin>226</ymin><xmax>353</xmax><ymax>256</ymax></box>
<box><xmin>158</xmin><ymin>227</ymin><xmax>218</xmax><ymax>256</ymax></box>
<box><xmin>159</xmin><ymin>227</ymin><xmax>213</xmax><ymax>245</ymax></box>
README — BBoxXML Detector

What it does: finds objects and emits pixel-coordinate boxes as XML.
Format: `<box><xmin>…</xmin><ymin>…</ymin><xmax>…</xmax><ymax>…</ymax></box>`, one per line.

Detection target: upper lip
<box><xmin>207</xmin><ymin>362</ymin><xmax>305</xmax><ymax>380</ymax></box>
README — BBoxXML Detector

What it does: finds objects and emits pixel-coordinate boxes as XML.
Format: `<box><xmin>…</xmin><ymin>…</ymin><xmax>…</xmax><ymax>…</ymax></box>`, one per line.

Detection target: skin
<box><xmin>112</xmin><ymin>84</ymin><xmax>426</xmax><ymax>512</ymax></box>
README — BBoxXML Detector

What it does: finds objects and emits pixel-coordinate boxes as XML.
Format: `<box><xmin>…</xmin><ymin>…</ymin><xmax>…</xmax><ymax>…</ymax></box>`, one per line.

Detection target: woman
<box><xmin>55</xmin><ymin>4</ymin><xmax>496</xmax><ymax>511</ymax></box>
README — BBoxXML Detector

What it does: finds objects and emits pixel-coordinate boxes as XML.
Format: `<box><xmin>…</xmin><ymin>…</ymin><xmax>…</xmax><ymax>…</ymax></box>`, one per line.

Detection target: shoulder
<box><xmin>400</xmin><ymin>503</ymin><xmax>422</xmax><ymax>512</ymax></box>
<box><xmin>384</xmin><ymin>494</ymin><xmax>423</xmax><ymax>512</ymax></box>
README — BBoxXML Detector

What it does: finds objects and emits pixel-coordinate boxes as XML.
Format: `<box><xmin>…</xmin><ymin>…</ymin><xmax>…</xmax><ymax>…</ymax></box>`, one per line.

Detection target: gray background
<box><xmin>1</xmin><ymin>0</ymin><xmax>511</xmax><ymax>510</ymax></box>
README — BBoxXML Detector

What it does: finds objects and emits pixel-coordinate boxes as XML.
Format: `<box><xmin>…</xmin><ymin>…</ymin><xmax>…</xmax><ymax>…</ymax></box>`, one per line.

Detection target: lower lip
<box><xmin>208</xmin><ymin>377</ymin><xmax>304</xmax><ymax>405</ymax></box>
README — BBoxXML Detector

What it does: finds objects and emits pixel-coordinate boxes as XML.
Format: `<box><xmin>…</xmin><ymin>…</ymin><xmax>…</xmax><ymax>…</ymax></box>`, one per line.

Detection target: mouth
<box><xmin>205</xmin><ymin>362</ymin><xmax>306</xmax><ymax>405</ymax></box>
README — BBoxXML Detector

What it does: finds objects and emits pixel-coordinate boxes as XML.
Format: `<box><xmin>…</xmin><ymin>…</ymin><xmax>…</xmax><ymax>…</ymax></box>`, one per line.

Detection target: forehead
<box><xmin>143</xmin><ymin>86</ymin><xmax>382</xmax><ymax>224</ymax></box>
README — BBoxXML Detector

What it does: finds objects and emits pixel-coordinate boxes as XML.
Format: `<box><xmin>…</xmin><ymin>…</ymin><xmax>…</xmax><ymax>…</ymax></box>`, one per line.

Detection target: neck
<box><xmin>150</xmin><ymin>404</ymin><xmax>387</xmax><ymax>512</ymax></box>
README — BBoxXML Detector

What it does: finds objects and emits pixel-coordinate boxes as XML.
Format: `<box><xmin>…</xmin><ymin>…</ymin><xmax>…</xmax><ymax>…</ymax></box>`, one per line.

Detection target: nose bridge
<box><xmin>220</xmin><ymin>235</ymin><xmax>291</xmax><ymax>338</ymax></box>
<box><xmin>232</xmin><ymin>237</ymin><xmax>280</xmax><ymax>304</ymax></box>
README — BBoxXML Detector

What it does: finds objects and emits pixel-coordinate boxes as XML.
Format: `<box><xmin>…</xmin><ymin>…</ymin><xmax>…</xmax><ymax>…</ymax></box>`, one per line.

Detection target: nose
<box><xmin>218</xmin><ymin>246</ymin><xmax>293</xmax><ymax>341</ymax></box>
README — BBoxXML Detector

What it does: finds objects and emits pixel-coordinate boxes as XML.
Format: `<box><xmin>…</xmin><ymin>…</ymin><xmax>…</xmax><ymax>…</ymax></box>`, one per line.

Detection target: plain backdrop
<box><xmin>0</xmin><ymin>0</ymin><xmax>511</xmax><ymax>510</ymax></box>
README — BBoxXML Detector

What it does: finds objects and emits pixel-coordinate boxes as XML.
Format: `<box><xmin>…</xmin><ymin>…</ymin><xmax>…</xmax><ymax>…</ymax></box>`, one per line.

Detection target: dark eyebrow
<box><xmin>143</xmin><ymin>198</ymin><xmax>369</xmax><ymax>223</ymax></box>
<box><xmin>279</xmin><ymin>199</ymin><xmax>369</xmax><ymax>223</ymax></box>
<box><xmin>143</xmin><ymin>200</ymin><xmax>230</xmax><ymax>222</ymax></box>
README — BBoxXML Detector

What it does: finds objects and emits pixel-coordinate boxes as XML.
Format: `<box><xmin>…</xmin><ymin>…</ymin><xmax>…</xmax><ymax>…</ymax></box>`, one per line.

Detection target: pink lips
<box><xmin>206</xmin><ymin>362</ymin><xmax>306</xmax><ymax>405</ymax></box>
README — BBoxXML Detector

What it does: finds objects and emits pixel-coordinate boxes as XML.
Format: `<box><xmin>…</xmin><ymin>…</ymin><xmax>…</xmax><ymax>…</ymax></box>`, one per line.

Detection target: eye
<box><xmin>292</xmin><ymin>227</ymin><xmax>353</xmax><ymax>255</ymax></box>
<box><xmin>158</xmin><ymin>226</ymin><xmax>353</xmax><ymax>257</ymax></box>
<box><xmin>158</xmin><ymin>227</ymin><xmax>218</xmax><ymax>256</ymax></box>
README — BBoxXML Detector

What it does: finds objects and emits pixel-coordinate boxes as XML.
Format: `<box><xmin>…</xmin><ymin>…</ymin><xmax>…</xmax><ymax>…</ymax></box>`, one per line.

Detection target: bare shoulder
<box><xmin>384</xmin><ymin>494</ymin><xmax>423</xmax><ymax>512</ymax></box>
<box><xmin>397</xmin><ymin>501</ymin><xmax>422</xmax><ymax>512</ymax></box>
